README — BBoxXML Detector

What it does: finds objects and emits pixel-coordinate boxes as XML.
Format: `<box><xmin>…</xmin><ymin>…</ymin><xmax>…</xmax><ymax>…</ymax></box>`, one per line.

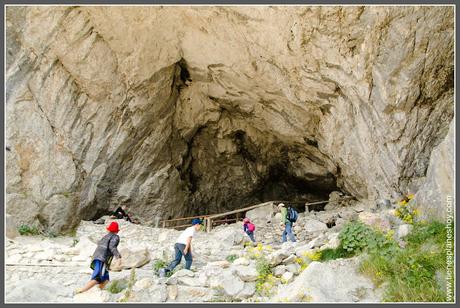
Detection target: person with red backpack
<box><xmin>243</xmin><ymin>218</ymin><xmax>256</xmax><ymax>243</ymax></box>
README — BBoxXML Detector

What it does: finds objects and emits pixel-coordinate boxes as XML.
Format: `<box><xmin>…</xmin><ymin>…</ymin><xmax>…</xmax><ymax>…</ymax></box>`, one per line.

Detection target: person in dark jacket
<box><xmin>111</xmin><ymin>205</ymin><xmax>132</xmax><ymax>222</ymax></box>
<box><xmin>75</xmin><ymin>221</ymin><xmax>122</xmax><ymax>294</ymax></box>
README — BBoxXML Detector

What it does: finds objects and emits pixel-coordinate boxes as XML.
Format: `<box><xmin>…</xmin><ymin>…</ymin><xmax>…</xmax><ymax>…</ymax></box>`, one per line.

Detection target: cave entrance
<box><xmin>253</xmin><ymin>162</ymin><xmax>338</xmax><ymax>214</ymax></box>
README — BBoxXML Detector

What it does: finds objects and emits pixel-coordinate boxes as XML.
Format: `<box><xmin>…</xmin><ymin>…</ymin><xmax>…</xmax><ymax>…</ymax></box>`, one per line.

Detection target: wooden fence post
<box><xmin>206</xmin><ymin>217</ymin><xmax>212</xmax><ymax>233</ymax></box>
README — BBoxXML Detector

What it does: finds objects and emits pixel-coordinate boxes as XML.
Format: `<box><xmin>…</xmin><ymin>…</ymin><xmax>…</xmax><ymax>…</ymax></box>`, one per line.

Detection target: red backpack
<box><xmin>247</xmin><ymin>223</ymin><xmax>256</xmax><ymax>232</ymax></box>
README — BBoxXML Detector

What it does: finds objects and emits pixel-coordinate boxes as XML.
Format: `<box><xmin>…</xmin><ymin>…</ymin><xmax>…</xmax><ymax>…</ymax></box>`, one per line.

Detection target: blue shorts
<box><xmin>90</xmin><ymin>259</ymin><xmax>110</xmax><ymax>283</ymax></box>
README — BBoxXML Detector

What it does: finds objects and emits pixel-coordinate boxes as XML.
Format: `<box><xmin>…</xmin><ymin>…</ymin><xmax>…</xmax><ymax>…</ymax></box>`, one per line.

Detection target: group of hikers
<box><xmin>75</xmin><ymin>203</ymin><xmax>298</xmax><ymax>294</ymax></box>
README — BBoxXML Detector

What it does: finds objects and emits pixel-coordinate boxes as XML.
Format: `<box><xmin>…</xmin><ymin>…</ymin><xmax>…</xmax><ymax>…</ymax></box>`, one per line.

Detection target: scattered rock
<box><xmin>273</xmin><ymin>265</ymin><xmax>287</xmax><ymax>277</ymax></box>
<box><xmin>232</xmin><ymin>265</ymin><xmax>258</xmax><ymax>282</ymax></box>
<box><xmin>233</xmin><ymin>257</ymin><xmax>250</xmax><ymax>266</ymax></box>
<box><xmin>285</xmin><ymin>263</ymin><xmax>301</xmax><ymax>274</ymax></box>
<box><xmin>303</xmin><ymin>219</ymin><xmax>328</xmax><ymax>233</ymax></box>
<box><xmin>358</xmin><ymin>212</ymin><xmax>391</xmax><ymax>232</ymax></box>
<box><xmin>167</xmin><ymin>285</ymin><xmax>178</xmax><ymax>300</ymax></box>
<box><xmin>281</xmin><ymin>254</ymin><xmax>297</xmax><ymax>265</ymax></box>
<box><xmin>397</xmin><ymin>224</ymin><xmax>413</xmax><ymax>239</ymax></box>
<box><xmin>177</xmin><ymin>276</ymin><xmax>203</xmax><ymax>287</ymax></box>
<box><xmin>237</xmin><ymin>282</ymin><xmax>256</xmax><ymax>298</ymax></box>
<box><xmin>133</xmin><ymin>278</ymin><xmax>154</xmax><ymax>291</ymax></box>
<box><xmin>209</xmin><ymin>260</ymin><xmax>231</xmax><ymax>268</ymax></box>
<box><xmin>129</xmin><ymin>284</ymin><xmax>168</xmax><ymax>302</ymax></box>
<box><xmin>268</xmin><ymin>250</ymin><xmax>291</xmax><ymax>266</ymax></box>
<box><xmin>281</xmin><ymin>271</ymin><xmax>294</xmax><ymax>283</ymax></box>
<box><xmin>222</xmin><ymin>273</ymin><xmax>245</xmax><ymax>297</ymax></box>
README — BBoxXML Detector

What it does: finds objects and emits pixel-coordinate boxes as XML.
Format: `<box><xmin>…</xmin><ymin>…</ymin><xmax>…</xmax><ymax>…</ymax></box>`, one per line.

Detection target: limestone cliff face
<box><xmin>5</xmin><ymin>6</ymin><xmax>454</xmax><ymax>232</ymax></box>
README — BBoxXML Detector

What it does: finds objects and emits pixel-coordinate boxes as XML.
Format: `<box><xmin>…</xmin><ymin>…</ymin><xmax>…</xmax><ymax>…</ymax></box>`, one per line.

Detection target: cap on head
<box><xmin>192</xmin><ymin>218</ymin><xmax>203</xmax><ymax>226</ymax></box>
<box><xmin>243</xmin><ymin>218</ymin><xmax>250</xmax><ymax>223</ymax></box>
<box><xmin>278</xmin><ymin>203</ymin><xmax>285</xmax><ymax>208</ymax></box>
<box><xmin>107</xmin><ymin>221</ymin><xmax>120</xmax><ymax>233</ymax></box>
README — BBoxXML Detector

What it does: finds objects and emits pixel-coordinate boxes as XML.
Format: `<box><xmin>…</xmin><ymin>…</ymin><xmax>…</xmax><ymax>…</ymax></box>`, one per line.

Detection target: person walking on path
<box><xmin>243</xmin><ymin>218</ymin><xmax>256</xmax><ymax>243</ymax></box>
<box><xmin>159</xmin><ymin>218</ymin><xmax>203</xmax><ymax>277</ymax></box>
<box><xmin>75</xmin><ymin>221</ymin><xmax>122</xmax><ymax>294</ymax></box>
<box><xmin>278</xmin><ymin>203</ymin><xmax>296</xmax><ymax>243</ymax></box>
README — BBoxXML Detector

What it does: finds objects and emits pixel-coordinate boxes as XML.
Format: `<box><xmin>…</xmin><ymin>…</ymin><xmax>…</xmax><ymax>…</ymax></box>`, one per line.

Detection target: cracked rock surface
<box><xmin>5</xmin><ymin>6</ymin><xmax>454</xmax><ymax>232</ymax></box>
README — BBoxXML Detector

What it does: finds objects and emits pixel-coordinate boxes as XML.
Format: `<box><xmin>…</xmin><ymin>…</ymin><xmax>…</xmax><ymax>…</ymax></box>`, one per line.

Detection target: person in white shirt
<box><xmin>159</xmin><ymin>218</ymin><xmax>202</xmax><ymax>277</ymax></box>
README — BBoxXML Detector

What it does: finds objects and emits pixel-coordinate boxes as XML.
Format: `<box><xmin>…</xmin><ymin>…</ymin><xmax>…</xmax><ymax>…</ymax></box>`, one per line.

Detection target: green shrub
<box><xmin>62</xmin><ymin>191</ymin><xmax>71</xmax><ymax>198</ymax></box>
<box><xmin>319</xmin><ymin>245</ymin><xmax>353</xmax><ymax>261</ymax></box>
<box><xmin>360</xmin><ymin>221</ymin><xmax>450</xmax><ymax>302</ymax></box>
<box><xmin>338</xmin><ymin>221</ymin><xmax>397</xmax><ymax>256</ymax></box>
<box><xmin>71</xmin><ymin>238</ymin><xmax>79</xmax><ymax>247</ymax></box>
<box><xmin>18</xmin><ymin>224</ymin><xmax>40</xmax><ymax>236</ymax></box>
<box><xmin>107</xmin><ymin>280</ymin><xmax>126</xmax><ymax>294</ymax></box>
<box><xmin>255</xmin><ymin>257</ymin><xmax>276</xmax><ymax>296</ymax></box>
<box><xmin>226</xmin><ymin>254</ymin><xmax>238</xmax><ymax>263</ymax></box>
<box><xmin>119</xmin><ymin>269</ymin><xmax>136</xmax><ymax>302</ymax></box>
<box><xmin>44</xmin><ymin>230</ymin><xmax>58</xmax><ymax>238</ymax></box>
<box><xmin>152</xmin><ymin>259</ymin><xmax>168</xmax><ymax>272</ymax></box>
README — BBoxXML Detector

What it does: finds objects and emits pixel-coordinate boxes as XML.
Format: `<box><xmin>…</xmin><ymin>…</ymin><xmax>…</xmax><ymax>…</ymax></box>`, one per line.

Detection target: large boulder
<box><xmin>110</xmin><ymin>248</ymin><xmax>150</xmax><ymax>271</ymax></box>
<box><xmin>324</xmin><ymin>191</ymin><xmax>344</xmax><ymax>211</ymax></box>
<box><xmin>209</xmin><ymin>269</ymin><xmax>245</xmax><ymax>297</ymax></box>
<box><xmin>129</xmin><ymin>283</ymin><xmax>168</xmax><ymax>302</ymax></box>
<box><xmin>268</xmin><ymin>250</ymin><xmax>291</xmax><ymax>266</ymax></box>
<box><xmin>245</xmin><ymin>202</ymin><xmax>275</xmax><ymax>222</ymax></box>
<box><xmin>272</xmin><ymin>258</ymin><xmax>381</xmax><ymax>302</ymax></box>
<box><xmin>212</xmin><ymin>227</ymin><xmax>244</xmax><ymax>246</ymax></box>
<box><xmin>237</xmin><ymin>282</ymin><xmax>256</xmax><ymax>299</ymax></box>
<box><xmin>6</xmin><ymin>279</ymin><xmax>72</xmax><ymax>303</ymax></box>
<box><xmin>303</xmin><ymin>219</ymin><xmax>328</xmax><ymax>233</ymax></box>
<box><xmin>232</xmin><ymin>265</ymin><xmax>258</xmax><ymax>282</ymax></box>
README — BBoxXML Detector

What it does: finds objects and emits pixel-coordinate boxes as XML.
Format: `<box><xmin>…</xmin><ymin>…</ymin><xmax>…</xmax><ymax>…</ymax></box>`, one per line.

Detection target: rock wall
<box><xmin>415</xmin><ymin>120</ymin><xmax>454</xmax><ymax>221</ymax></box>
<box><xmin>5</xmin><ymin>6</ymin><xmax>454</xmax><ymax>232</ymax></box>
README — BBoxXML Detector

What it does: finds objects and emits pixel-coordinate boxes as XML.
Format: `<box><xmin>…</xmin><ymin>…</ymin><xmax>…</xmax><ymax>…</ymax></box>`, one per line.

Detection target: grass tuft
<box><xmin>225</xmin><ymin>254</ymin><xmax>238</xmax><ymax>263</ymax></box>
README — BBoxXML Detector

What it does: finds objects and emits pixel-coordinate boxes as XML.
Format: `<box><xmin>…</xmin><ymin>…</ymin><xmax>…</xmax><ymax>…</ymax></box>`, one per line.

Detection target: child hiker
<box><xmin>159</xmin><ymin>218</ymin><xmax>203</xmax><ymax>277</ymax></box>
<box><xmin>75</xmin><ymin>221</ymin><xmax>122</xmax><ymax>294</ymax></box>
<box><xmin>243</xmin><ymin>218</ymin><xmax>256</xmax><ymax>243</ymax></box>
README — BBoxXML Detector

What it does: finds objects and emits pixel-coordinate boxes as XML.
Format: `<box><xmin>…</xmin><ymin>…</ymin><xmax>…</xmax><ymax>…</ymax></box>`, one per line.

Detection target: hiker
<box><xmin>243</xmin><ymin>218</ymin><xmax>256</xmax><ymax>243</ymax></box>
<box><xmin>75</xmin><ymin>221</ymin><xmax>122</xmax><ymax>294</ymax></box>
<box><xmin>278</xmin><ymin>203</ymin><xmax>297</xmax><ymax>243</ymax></box>
<box><xmin>111</xmin><ymin>205</ymin><xmax>133</xmax><ymax>222</ymax></box>
<box><xmin>159</xmin><ymin>218</ymin><xmax>203</xmax><ymax>277</ymax></box>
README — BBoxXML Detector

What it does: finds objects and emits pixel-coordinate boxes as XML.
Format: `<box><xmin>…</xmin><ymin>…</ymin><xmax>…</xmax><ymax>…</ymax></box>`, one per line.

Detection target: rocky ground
<box><xmin>5</xmin><ymin>195</ymin><xmax>416</xmax><ymax>303</ymax></box>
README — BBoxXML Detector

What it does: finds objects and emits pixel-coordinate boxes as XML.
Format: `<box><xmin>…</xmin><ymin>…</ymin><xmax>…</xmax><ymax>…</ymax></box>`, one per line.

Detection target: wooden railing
<box><xmin>159</xmin><ymin>198</ymin><xmax>356</xmax><ymax>232</ymax></box>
